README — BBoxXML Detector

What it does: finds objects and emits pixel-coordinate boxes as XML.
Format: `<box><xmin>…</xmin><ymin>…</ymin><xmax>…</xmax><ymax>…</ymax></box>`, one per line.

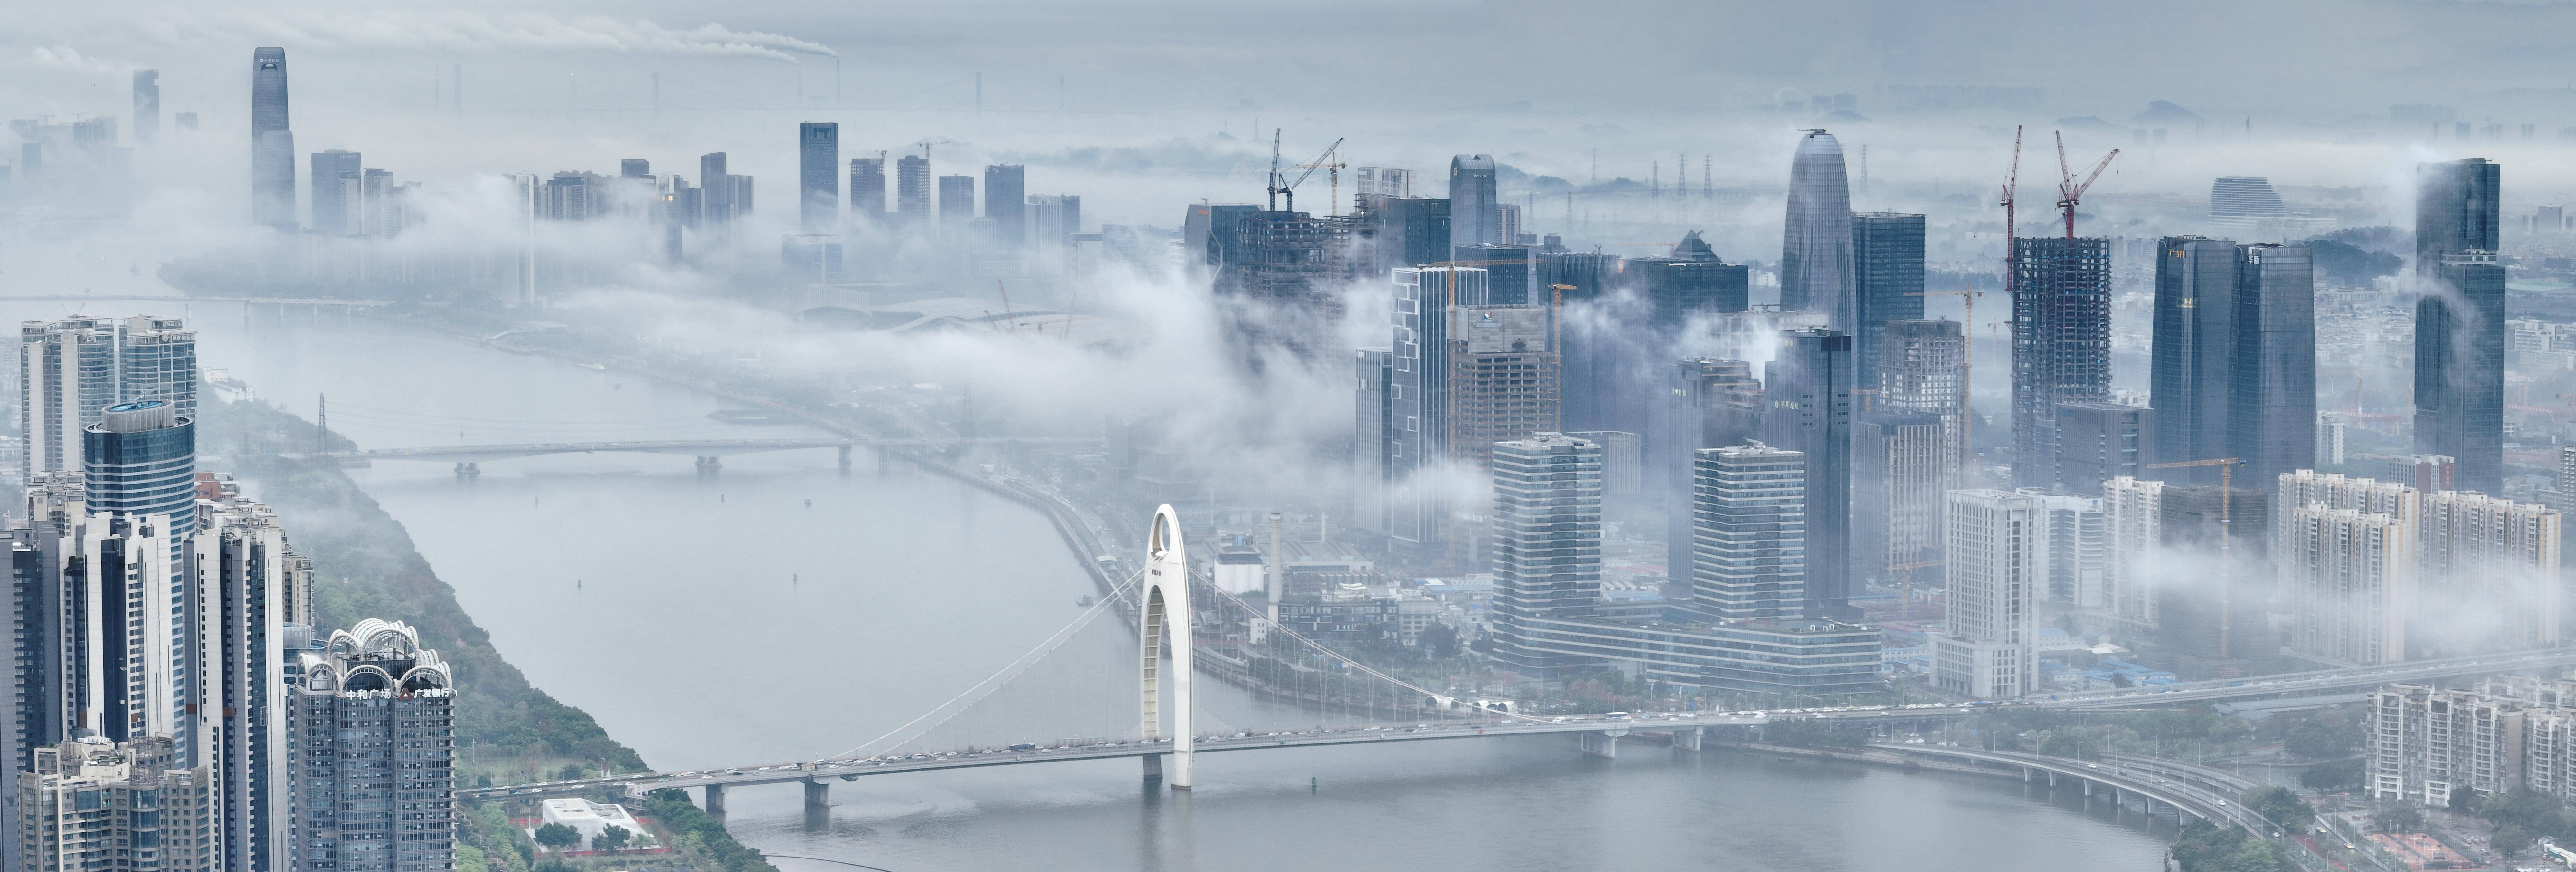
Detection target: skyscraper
<box><xmin>131</xmin><ymin>70</ymin><xmax>159</xmax><ymax>145</ymax></box>
<box><xmin>197</xmin><ymin>488</ymin><xmax>312</xmax><ymax>872</ymax></box>
<box><xmin>699</xmin><ymin>152</ymin><xmax>734</xmax><ymax>226</ymax></box>
<box><xmin>250</xmin><ymin>48</ymin><xmax>295</xmax><ymax>230</ymax></box>
<box><xmin>2208</xmin><ymin>176</ymin><xmax>2286</xmax><ymax>232</ymax></box>
<box><xmin>1851</xmin><ymin>212</ymin><xmax>1925</xmax><ymax>389</ymax></box>
<box><xmin>619</xmin><ymin>159</ymin><xmax>650</xmax><ymax>178</ymax></box>
<box><xmin>1780</xmin><ymin>129</ymin><xmax>1854</xmax><ymax>328</ymax></box>
<box><xmin>895</xmin><ymin>154</ymin><xmax>931</xmax><ymax>225</ymax></box>
<box><xmin>18</xmin><ymin>735</ymin><xmax>215</xmax><ymax>872</ymax></box>
<box><xmin>2231</xmin><ymin>243</ymin><xmax>2317</xmax><ymax>488</ymax></box>
<box><xmin>1880</xmin><ymin>319</ymin><xmax>1969</xmax><ymax>478</ymax></box>
<box><xmin>84</xmin><ymin>401</ymin><xmax>197</xmax><ymax>535</ymax></box>
<box><xmin>1936</xmin><ymin>489</ymin><xmax>2045</xmax><ymax>698</ymax></box>
<box><xmin>2418</xmin><ymin>254</ymin><xmax>2507</xmax><ymax>494</ymax></box>
<box><xmin>2283</xmin><ymin>503</ymin><xmax>2415</xmax><ymax>666</ymax></box>
<box><xmin>938</xmin><ymin>175</ymin><xmax>974</xmax><ymax>225</ymax></box>
<box><xmin>2052</xmin><ymin>401</ymin><xmax>2153</xmax><ymax>495</ymax></box>
<box><xmin>2417</xmin><ymin>158</ymin><xmax>2501</xmax><ymax>271</ymax></box>
<box><xmin>1443</xmin><ymin>305</ymin><xmax>1557</xmax><ymax>474</ymax></box>
<box><xmin>797</xmin><ymin>122</ymin><xmax>838</xmax><ymax>232</ymax></box>
<box><xmin>1448</xmin><ymin>154</ymin><xmax>1497</xmax><ymax>248</ymax></box>
<box><xmin>308</xmin><ymin>149</ymin><xmax>360</xmax><ymax>236</ymax></box>
<box><xmin>21</xmin><ymin>316</ymin><xmax>198</xmax><ymax>475</ymax></box>
<box><xmin>2151</xmin><ymin>236</ymin><xmax>2239</xmax><ymax>483</ymax></box>
<box><xmin>849</xmin><ymin>157</ymin><xmax>887</xmax><ymax>225</ymax></box>
<box><xmin>1353</xmin><ymin>348</ymin><xmax>1394</xmax><ymax>533</ymax></box>
<box><xmin>983</xmin><ymin>164</ymin><xmax>1025</xmax><ymax>248</ymax></box>
<box><xmin>2011</xmin><ymin>237</ymin><xmax>2113</xmax><ymax>488</ymax></box>
<box><xmin>1487</xmin><ymin>434</ymin><xmax>1603</xmax><ymax>675</ymax></box>
<box><xmin>2418</xmin><ymin>491</ymin><xmax>2561</xmax><ymax>651</ymax></box>
<box><xmin>1451</xmin><ymin>242</ymin><xmax>1534</xmax><ymax>305</ymax></box>
<box><xmin>1652</xmin><ymin>358</ymin><xmax>1765</xmax><ymax>584</ymax></box>
<box><xmin>1690</xmin><ymin>443</ymin><xmax>1807</xmax><ymax>621</ymax></box>
<box><xmin>288</xmin><ymin>619</ymin><xmax>456</xmax><ymax>871</ymax></box>
<box><xmin>1386</xmin><ymin>267</ymin><xmax>1485</xmax><ymax>552</ymax></box>
<box><xmin>1853</xmin><ymin>413</ymin><xmax>1943</xmax><ymax>590</ymax></box>
<box><xmin>1763</xmin><ymin>329</ymin><xmax>1855</xmax><ymax>619</ymax></box>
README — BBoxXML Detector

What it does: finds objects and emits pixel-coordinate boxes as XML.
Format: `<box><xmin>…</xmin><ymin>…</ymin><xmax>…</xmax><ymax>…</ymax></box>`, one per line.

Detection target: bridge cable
<box><xmin>825</xmin><ymin>568</ymin><xmax>1148</xmax><ymax>761</ymax></box>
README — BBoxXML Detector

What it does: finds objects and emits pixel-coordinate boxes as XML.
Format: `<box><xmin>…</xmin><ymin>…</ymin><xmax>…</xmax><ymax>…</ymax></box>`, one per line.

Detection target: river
<box><xmin>5</xmin><ymin>301</ymin><xmax>2174</xmax><ymax>871</ymax></box>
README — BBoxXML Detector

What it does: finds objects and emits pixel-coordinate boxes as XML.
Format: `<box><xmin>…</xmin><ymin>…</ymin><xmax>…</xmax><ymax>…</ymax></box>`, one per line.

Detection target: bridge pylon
<box><xmin>1141</xmin><ymin>504</ymin><xmax>1193</xmax><ymax>789</ymax></box>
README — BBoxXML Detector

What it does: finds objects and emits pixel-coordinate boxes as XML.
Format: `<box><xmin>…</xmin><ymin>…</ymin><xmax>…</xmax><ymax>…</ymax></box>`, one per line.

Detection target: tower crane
<box><xmin>1296</xmin><ymin>142</ymin><xmax>1349</xmax><ymax>216</ymax></box>
<box><xmin>2053</xmin><ymin>131</ymin><xmax>2119</xmax><ymax>239</ymax></box>
<box><xmin>1266</xmin><ymin>136</ymin><xmax>1344</xmax><ymax>215</ymax></box>
<box><xmin>2142</xmin><ymin>456</ymin><xmax>2245</xmax><ymax>657</ymax></box>
<box><xmin>2000</xmin><ymin>126</ymin><xmax>2022</xmax><ymax>300</ymax></box>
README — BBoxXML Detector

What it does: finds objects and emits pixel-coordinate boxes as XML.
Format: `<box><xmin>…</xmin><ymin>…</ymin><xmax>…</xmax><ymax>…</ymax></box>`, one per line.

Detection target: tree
<box><xmin>2286</xmin><ymin>720</ymin><xmax>2358</xmax><ymax>759</ymax></box>
<box><xmin>2243</xmin><ymin>786</ymin><xmax>2314</xmax><ymax>833</ymax></box>
<box><xmin>2299</xmin><ymin>758</ymin><xmax>2364</xmax><ymax>791</ymax></box>
<box><xmin>593</xmin><ymin>824</ymin><xmax>631</xmax><ymax>853</ymax></box>
<box><xmin>556</xmin><ymin>763</ymin><xmax>587</xmax><ymax>781</ymax></box>
<box><xmin>1419</xmin><ymin>623</ymin><xmax>1461</xmax><ymax>659</ymax></box>
<box><xmin>2449</xmin><ymin>786</ymin><xmax>2480</xmax><ymax>813</ymax></box>
<box><xmin>532</xmin><ymin>823</ymin><xmax>581</xmax><ymax>852</ymax></box>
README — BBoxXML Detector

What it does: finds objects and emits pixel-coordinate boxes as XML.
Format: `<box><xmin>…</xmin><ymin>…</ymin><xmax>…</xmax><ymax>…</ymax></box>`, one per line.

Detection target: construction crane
<box><xmin>1296</xmin><ymin>141</ymin><xmax>1349</xmax><ymax>216</ymax></box>
<box><xmin>2000</xmin><ymin>126</ymin><xmax>2022</xmax><ymax>300</ymax></box>
<box><xmin>2052</xmin><ymin>131</ymin><xmax>2120</xmax><ymax>239</ymax></box>
<box><xmin>1271</xmin><ymin>136</ymin><xmax>1343</xmax><ymax>215</ymax></box>
<box><xmin>1883</xmin><ymin>558</ymin><xmax>1944</xmax><ymax>605</ymax></box>
<box><xmin>2142</xmin><ymin>456</ymin><xmax>2245</xmax><ymax>657</ymax></box>
<box><xmin>1907</xmin><ymin>278</ymin><xmax>1984</xmax><ymax>475</ymax></box>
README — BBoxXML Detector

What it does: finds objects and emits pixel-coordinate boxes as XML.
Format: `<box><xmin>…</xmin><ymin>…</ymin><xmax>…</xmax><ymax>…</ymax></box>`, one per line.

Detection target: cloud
<box><xmin>16</xmin><ymin>11</ymin><xmax>836</xmax><ymax>62</ymax></box>
<box><xmin>24</xmin><ymin>45</ymin><xmax>129</xmax><ymax>75</ymax></box>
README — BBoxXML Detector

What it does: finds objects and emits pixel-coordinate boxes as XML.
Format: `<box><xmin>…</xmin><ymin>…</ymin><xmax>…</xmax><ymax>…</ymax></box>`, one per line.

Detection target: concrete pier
<box><xmin>1579</xmin><ymin>731</ymin><xmax>1621</xmax><ymax>759</ymax></box>
<box><xmin>803</xmin><ymin>779</ymin><xmax>829</xmax><ymax>813</ymax></box>
<box><xmin>703</xmin><ymin>783</ymin><xmax>725</xmax><ymax>816</ymax></box>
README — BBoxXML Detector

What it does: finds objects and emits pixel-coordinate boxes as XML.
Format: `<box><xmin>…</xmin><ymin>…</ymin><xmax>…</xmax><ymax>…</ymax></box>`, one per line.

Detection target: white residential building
<box><xmin>1934</xmin><ymin>490</ymin><xmax>2044</xmax><ymax>698</ymax></box>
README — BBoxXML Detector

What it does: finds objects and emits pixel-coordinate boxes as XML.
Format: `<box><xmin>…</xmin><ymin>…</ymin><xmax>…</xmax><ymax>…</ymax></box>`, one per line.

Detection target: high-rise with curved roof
<box><xmin>1780</xmin><ymin>130</ymin><xmax>1854</xmax><ymax>329</ymax></box>
<box><xmin>289</xmin><ymin>620</ymin><xmax>456</xmax><ymax>872</ymax></box>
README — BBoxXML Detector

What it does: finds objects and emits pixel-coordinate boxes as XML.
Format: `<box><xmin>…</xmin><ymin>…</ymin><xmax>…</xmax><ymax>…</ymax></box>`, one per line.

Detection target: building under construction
<box><xmin>1212</xmin><ymin>209</ymin><xmax>1348</xmax><ymax>355</ymax></box>
<box><xmin>1444</xmin><ymin>305</ymin><xmax>1559</xmax><ymax>475</ymax></box>
<box><xmin>2011</xmin><ymin>237</ymin><xmax>2112</xmax><ymax>488</ymax></box>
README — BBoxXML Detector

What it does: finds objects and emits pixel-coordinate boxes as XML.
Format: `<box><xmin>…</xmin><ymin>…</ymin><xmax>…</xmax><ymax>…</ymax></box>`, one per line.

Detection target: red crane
<box><xmin>2053</xmin><ymin>131</ymin><xmax>2119</xmax><ymax>239</ymax></box>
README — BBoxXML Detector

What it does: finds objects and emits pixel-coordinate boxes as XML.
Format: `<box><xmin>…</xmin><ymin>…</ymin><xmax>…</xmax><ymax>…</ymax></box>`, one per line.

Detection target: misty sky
<box><xmin>11</xmin><ymin>1</ymin><xmax>2576</xmax><ymax>250</ymax></box>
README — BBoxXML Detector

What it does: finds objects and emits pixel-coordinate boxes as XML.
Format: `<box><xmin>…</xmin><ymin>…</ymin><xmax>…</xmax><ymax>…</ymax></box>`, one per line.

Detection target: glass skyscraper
<box><xmin>1487</xmin><ymin>434</ymin><xmax>1604</xmax><ymax>675</ymax></box>
<box><xmin>1780</xmin><ymin>130</ymin><xmax>1854</xmax><ymax>329</ymax></box>
<box><xmin>251</xmin><ymin>48</ymin><xmax>295</xmax><ymax>230</ymax></box>
<box><xmin>1851</xmin><ymin>212</ymin><xmax>1926</xmax><ymax>391</ymax></box>
<box><xmin>797</xmin><ymin>122</ymin><xmax>838</xmax><ymax>233</ymax></box>
<box><xmin>2415</xmin><ymin>158</ymin><xmax>2504</xmax><ymax>494</ymax></box>
<box><xmin>1448</xmin><ymin>154</ymin><xmax>1497</xmax><ymax>248</ymax></box>
<box><xmin>2418</xmin><ymin>253</ymin><xmax>2507</xmax><ymax>493</ymax></box>
<box><xmin>2230</xmin><ymin>243</ymin><xmax>2317</xmax><ymax>488</ymax></box>
<box><xmin>2150</xmin><ymin>236</ymin><xmax>2238</xmax><ymax>483</ymax></box>
<box><xmin>1763</xmin><ymin>329</ymin><xmax>1856</xmax><ymax>620</ymax></box>
<box><xmin>82</xmin><ymin>401</ymin><xmax>197</xmax><ymax>536</ymax></box>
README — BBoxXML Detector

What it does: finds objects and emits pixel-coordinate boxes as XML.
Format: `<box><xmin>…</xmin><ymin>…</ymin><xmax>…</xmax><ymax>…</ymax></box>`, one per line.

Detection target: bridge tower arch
<box><xmin>1140</xmin><ymin>504</ymin><xmax>1194</xmax><ymax>789</ymax></box>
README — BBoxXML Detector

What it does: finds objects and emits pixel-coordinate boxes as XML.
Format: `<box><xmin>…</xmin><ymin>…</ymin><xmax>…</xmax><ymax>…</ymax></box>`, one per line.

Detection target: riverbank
<box><xmin>201</xmin><ymin>395</ymin><xmax>780</xmax><ymax>872</ymax></box>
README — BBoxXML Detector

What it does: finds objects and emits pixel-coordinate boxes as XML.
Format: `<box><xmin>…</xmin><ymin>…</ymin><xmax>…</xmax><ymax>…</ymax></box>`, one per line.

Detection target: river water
<box><xmin>5</xmin><ymin>301</ymin><xmax>2173</xmax><ymax>871</ymax></box>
